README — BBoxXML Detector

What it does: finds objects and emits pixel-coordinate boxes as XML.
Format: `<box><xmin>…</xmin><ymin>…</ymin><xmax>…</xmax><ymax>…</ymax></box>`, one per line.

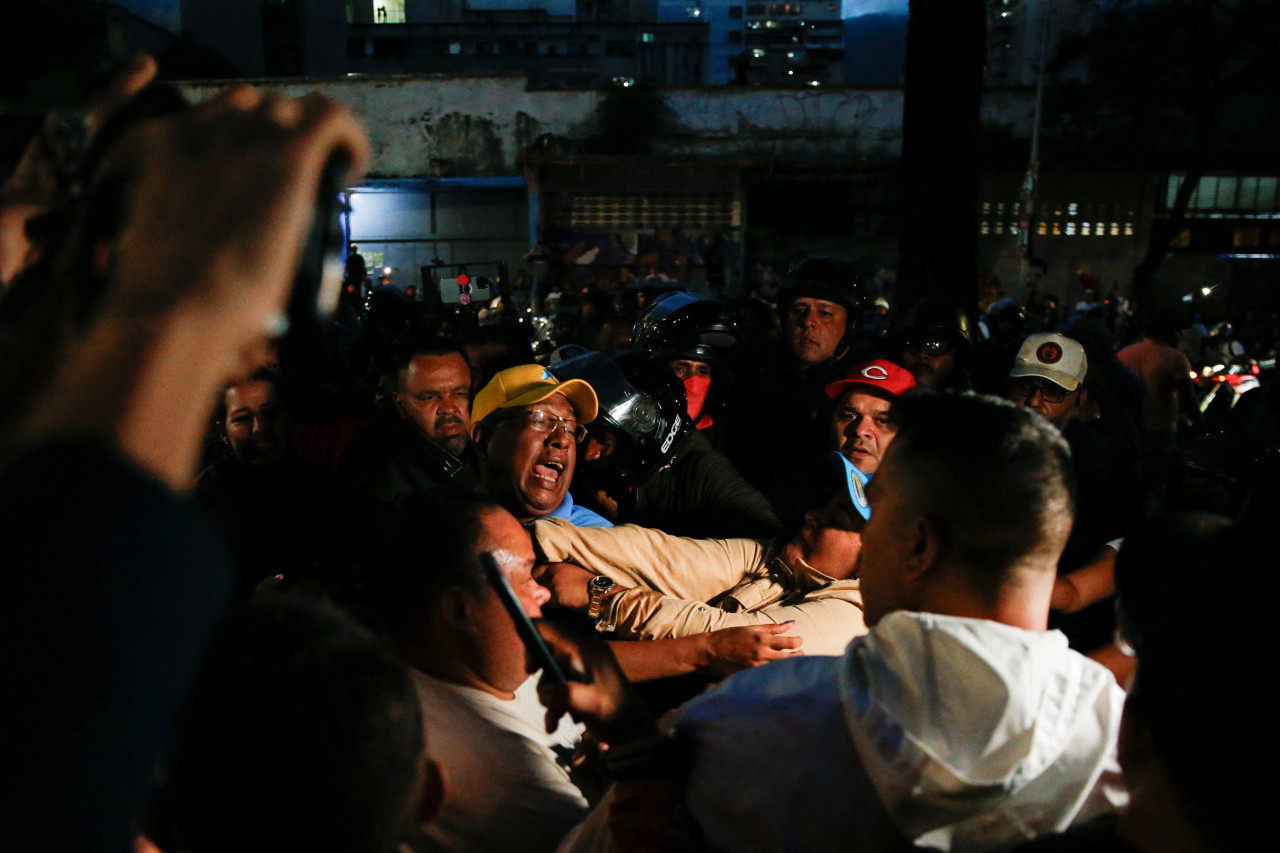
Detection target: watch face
<box><xmin>589</xmin><ymin>576</ymin><xmax>615</xmax><ymax>593</ymax></box>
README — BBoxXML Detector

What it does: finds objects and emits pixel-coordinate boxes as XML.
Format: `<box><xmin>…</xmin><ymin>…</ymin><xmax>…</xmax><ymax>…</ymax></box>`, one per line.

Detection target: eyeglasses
<box><xmin>902</xmin><ymin>337</ymin><xmax>954</xmax><ymax>358</ymax></box>
<box><xmin>494</xmin><ymin>409</ymin><xmax>587</xmax><ymax>443</ymax></box>
<box><xmin>1008</xmin><ymin>377</ymin><xmax>1070</xmax><ymax>404</ymax></box>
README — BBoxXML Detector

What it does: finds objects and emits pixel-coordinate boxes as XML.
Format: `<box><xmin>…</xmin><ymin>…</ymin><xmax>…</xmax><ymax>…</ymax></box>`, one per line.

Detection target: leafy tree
<box><xmin>588</xmin><ymin>78</ymin><xmax>675</xmax><ymax>157</ymax></box>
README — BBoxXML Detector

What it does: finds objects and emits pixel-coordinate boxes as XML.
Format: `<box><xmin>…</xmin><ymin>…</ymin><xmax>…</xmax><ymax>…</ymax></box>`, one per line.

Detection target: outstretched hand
<box><xmin>701</xmin><ymin>622</ymin><xmax>803</xmax><ymax>678</ymax></box>
<box><xmin>535</xmin><ymin>619</ymin><xmax>658</xmax><ymax>746</ymax></box>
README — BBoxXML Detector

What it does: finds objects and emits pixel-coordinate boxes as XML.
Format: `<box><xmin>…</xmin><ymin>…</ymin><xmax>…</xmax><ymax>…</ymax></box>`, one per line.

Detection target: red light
<box><xmin>457</xmin><ymin>273</ymin><xmax>471</xmax><ymax>286</ymax></box>
<box><xmin>1253</xmin><ymin>365</ymin><xmax>1261</xmax><ymax>375</ymax></box>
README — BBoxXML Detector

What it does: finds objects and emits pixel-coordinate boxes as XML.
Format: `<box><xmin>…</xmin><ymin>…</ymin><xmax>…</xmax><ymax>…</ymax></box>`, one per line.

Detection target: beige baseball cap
<box><xmin>1009</xmin><ymin>333</ymin><xmax>1088</xmax><ymax>392</ymax></box>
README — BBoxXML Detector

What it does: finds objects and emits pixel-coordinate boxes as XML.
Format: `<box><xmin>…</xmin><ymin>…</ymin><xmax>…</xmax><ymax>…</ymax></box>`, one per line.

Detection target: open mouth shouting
<box><xmin>532</xmin><ymin>458</ymin><xmax>565</xmax><ymax>488</ymax></box>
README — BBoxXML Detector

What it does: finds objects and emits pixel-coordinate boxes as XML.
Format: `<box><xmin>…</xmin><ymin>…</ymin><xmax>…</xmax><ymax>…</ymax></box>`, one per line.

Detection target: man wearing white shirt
<box><xmin>378</xmin><ymin>494</ymin><xmax>594</xmax><ymax>853</ymax></box>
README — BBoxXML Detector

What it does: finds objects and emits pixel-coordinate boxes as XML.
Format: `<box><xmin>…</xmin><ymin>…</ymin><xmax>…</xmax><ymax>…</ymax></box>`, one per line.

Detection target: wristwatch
<box><xmin>586</xmin><ymin>575</ymin><xmax>616</xmax><ymax>630</ymax></box>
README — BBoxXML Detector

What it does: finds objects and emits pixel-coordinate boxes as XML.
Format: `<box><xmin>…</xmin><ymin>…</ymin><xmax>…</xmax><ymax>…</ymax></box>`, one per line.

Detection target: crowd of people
<box><xmin>2</xmin><ymin>68</ymin><xmax>1276</xmax><ymax>853</ymax></box>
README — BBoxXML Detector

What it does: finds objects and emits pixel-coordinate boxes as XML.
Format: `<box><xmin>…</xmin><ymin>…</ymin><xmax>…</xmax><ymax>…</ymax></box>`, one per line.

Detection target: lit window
<box><xmin>1037</xmin><ymin>221</ymin><xmax>1047</xmax><ymax>236</ymax></box>
<box><xmin>1110</xmin><ymin>223</ymin><xmax>1120</xmax><ymax>236</ymax></box>
<box><xmin>1067</xmin><ymin>202</ymin><xmax>1078</xmax><ymax>216</ymax></box>
<box><xmin>751</xmin><ymin>48</ymin><xmax>766</xmax><ymax>58</ymax></box>
<box><xmin>372</xmin><ymin>1</ymin><xmax>406</xmax><ymax>24</ymax></box>
<box><xmin>640</xmin><ymin>32</ymin><xmax>655</xmax><ymax>43</ymax></box>
<box><xmin>995</xmin><ymin>221</ymin><xmax>1004</xmax><ymax>234</ymax></box>
<box><xmin>1082</xmin><ymin>222</ymin><xmax>1091</xmax><ymax>236</ymax></box>
<box><xmin>982</xmin><ymin>202</ymin><xmax>991</xmax><ymax>215</ymax></box>
<box><xmin>980</xmin><ymin>221</ymin><xmax>990</xmax><ymax>235</ymax></box>
<box><xmin>686</xmin><ymin>7</ymin><xmax>702</xmax><ymax>18</ymax></box>
<box><xmin>1065</xmin><ymin>222</ymin><xmax>1076</xmax><ymax>236</ymax></box>
<box><xmin>1095</xmin><ymin>222</ymin><xmax>1105</xmax><ymax>236</ymax></box>
<box><xmin>449</xmin><ymin>42</ymin><xmax>461</xmax><ymax>55</ymax></box>
<box><xmin>1124</xmin><ymin>222</ymin><xmax>1134</xmax><ymax>236</ymax></box>
<box><xmin>996</xmin><ymin>201</ymin><xmax>1005</xmax><ymax>214</ymax></box>
<box><xmin>1052</xmin><ymin>222</ymin><xmax>1061</xmax><ymax>236</ymax></box>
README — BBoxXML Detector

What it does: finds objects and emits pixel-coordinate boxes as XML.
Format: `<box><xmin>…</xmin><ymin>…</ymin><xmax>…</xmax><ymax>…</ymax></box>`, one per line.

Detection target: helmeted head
<box><xmin>777</xmin><ymin>256</ymin><xmax>864</xmax><ymax>366</ymax></box>
<box><xmin>634</xmin><ymin>292</ymin><xmax>741</xmax><ymax>421</ymax></box>
<box><xmin>893</xmin><ymin>298</ymin><xmax>975</xmax><ymax>389</ymax></box>
<box><xmin>551</xmin><ymin>350</ymin><xmax>692</xmax><ymax>487</ymax></box>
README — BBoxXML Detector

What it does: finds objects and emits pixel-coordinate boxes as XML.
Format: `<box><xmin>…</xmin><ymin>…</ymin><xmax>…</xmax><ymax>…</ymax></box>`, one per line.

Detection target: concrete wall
<box><xmin>179</xmin><ymin>75</ymin><xmax>1036</xmax><ymax>178</ymax></box>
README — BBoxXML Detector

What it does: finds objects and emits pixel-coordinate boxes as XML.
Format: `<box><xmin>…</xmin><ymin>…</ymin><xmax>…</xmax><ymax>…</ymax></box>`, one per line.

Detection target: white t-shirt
<box><xmin>406</xmin><ymin>669</ymin><xmax>589</xmax><ymax>853</ymax></box>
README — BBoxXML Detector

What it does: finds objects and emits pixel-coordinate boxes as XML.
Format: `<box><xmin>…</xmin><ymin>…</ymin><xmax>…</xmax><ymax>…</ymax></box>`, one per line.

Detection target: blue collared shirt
<box><xmin>546</xmin><ymin>491</ymin><xmax>613</xmax><ymax>528</ymax></box>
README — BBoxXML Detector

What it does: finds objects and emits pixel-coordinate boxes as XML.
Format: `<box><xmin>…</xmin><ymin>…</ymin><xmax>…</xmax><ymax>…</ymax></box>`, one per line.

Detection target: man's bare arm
<box><xmin>608</xmin><ymin>624</ymin><xmax>802</xmax><ymax>683</ymax></box>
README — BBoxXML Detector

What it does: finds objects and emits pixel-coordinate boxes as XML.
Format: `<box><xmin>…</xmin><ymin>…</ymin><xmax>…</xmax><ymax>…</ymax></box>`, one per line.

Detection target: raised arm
<box><xmin>11</xmin><ymin>87</ymin><xmax>368</xmax><ymax>490</ymax></box>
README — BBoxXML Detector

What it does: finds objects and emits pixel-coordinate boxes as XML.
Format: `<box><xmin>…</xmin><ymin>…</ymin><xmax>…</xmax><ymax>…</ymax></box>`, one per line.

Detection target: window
<box><xmin>747</xmin><ymin>5</ymin><xmax>767</xmax><ymax>16</ymax></box>
<box><xmin>728</xmin><ymin>31</ymin><xmax>743</xmax><ymax>44</ymax></box>
<box><xmin>372</xmin><ymin>1</ymin><xmax>405</xmax><ymax>24</ymax></box>
<box><xmin>1234</xmin><ymin>227</ymin><xmax>1261</xmax><ymax>247</ymax></box>
<box><xmin>686</xmin><ymin>7</ymin><xmax>702</xmax><ymax>19</ymax></box>
<box><xmin>730</xmin><ymin>6</ymin><xmax>744</xmax><ymax>19</ymax></box>
<box><xmin>1065</xmin><ymin>222</ymin><xmax>1076</xmax><ymax>236</ymax></box>
<box><xmin>640</xmin><ymin>32</ymin><xmax>655</xmax><ymax>43</ymax></box>
<box><xmin>448</xmin><ymin>42</ymin><xmax>462</xmax><ymax>55</ymax></box>
<box><xmin>1067</xmin><ymin>202</ymin><xmax>1078</xmax><ymax>216</ymax></box>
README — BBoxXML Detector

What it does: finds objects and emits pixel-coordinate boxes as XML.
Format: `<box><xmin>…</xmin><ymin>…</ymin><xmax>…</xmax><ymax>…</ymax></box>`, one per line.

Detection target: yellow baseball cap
<box><xmin>472</xmin><ymin>364</ymin><xmax>598</xmax><ymax>425</ymax></box>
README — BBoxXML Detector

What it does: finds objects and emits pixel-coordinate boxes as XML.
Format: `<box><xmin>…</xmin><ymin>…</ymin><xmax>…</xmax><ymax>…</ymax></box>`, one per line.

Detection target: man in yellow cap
<box><xmin>472</xmin><ymin>364</ymin><xmax>611</xmax><ymax>528</ymax></box>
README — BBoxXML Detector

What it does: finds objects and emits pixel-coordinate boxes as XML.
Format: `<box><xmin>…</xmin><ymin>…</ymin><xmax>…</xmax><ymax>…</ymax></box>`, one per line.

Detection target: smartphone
<box><xmin>480</xmin><ymin>552</ymin><xmax>567</xmax><ymax>685</ymax></box>
<box><xmin>287</xmin><ymin>149</ymin><xmax>351</xmax><ymax>337</ymax></box>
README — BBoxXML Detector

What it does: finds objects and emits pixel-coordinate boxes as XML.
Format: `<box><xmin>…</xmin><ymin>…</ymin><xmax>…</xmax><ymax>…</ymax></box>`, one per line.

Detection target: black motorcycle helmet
<box><xmin>633</xmin><ymin>292</ymin><xmax>741</xmax><ymax>365</ymax></box>
<box><xmin>775</xmin><ymin>256</ymin><xmax>865</xmax><ymax>337</ymax></box>
<box><xmin>891</xmin><ymin>297</ymin><xmax>977</xmax><ymax>354</ymax></box>
<box><xmin>550</xmin><ymin>350</ymin><xmax>691</xmax><ymax>482</ymax></box>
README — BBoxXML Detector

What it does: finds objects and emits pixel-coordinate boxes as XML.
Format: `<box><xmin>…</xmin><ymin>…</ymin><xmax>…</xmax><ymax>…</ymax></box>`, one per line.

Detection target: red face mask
<box><xmin>683</xmin><ymin>375</ymin><xmax>712</xmax><ymax>427</ymax></box>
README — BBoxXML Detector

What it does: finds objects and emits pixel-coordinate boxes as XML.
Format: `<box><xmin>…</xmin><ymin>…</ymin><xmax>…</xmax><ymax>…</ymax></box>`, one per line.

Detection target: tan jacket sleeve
<box><xmin>534</xmin><ymin>519</ymin><xmax>867</xmax><ymax>656</ymax></box>
<box><xmin>606</xmin><ymin>587</ymin><xmax>865</xmax><ymax>657</ymax></box>
<box><xmin>533</xmin><ymin>518</ymin><xmax>764</xmax><ymax>602</ymax></box>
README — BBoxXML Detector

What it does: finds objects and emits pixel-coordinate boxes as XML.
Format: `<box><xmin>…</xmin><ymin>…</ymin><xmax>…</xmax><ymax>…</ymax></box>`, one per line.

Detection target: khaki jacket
<box><xmin>534</xmin><ymin>519</ymin><xmax>866</xmax><ymax>657</ymax></box>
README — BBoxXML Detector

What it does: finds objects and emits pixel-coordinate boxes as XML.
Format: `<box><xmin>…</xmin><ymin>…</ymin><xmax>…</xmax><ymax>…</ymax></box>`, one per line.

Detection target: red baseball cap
<box><xmin>824</xmin><ymin>359</ymin><xmax>916</xmax><ymax>401</ymax></box>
